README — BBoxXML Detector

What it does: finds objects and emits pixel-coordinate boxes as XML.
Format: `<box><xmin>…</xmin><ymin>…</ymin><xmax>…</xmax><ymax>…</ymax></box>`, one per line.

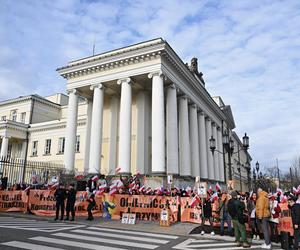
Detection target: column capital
<box><xmin>189</xmin><ymin>103</ymin><xmax>197</xmax><ymax>109</ymax></box>
<box><xmin>66</xmin><ymin>89</ymin><xmax>77</xmax><ymax>95</ymax></box>
<box><xmin>205</xmin><ymin>116</ymin><xmax>211</xmax><ymax>122</ymax></box>
<box><xmin>117</xmin><ymin>77</ymin><xmax>132</xmax><ymax>85</ymax></box>
<box><xmin>148</xmin><ymin>70</ymin><xmax>165</xmax><ymax>79</ymax></box>
<box><xmin>90</xmin><ymin>83</ymin><xmax>104</xmax><ymax>91</ymax></box>
<box><xmin>178</xmin><ymin>94</ymin><xmax>189</xmax><ymax>101</ymax></box>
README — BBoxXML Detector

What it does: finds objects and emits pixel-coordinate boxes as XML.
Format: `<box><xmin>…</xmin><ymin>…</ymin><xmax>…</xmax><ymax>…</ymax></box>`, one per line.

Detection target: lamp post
<box><xmin>210</xmin><ymin>131</ymin><xmax>250</xmax><ymax>188</ymax></box>
<box><xmin>237</xmin><ymin>162</ymin><xmax>242</xmax><ymax>191</ymax></box>
<box><xmin>256</xmin><ymin>161</ymin><xmax>260</xmax><ymax>174</ymax></box>
<box><xmin>253</xmin><ymin>168</ymin><xmax>257</xmax><ymax>191</ymax></box>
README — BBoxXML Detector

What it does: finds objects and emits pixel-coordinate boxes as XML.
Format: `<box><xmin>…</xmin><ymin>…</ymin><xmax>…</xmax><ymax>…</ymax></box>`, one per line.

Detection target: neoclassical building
<box><xmin>0</xmin><ymin>38</ymin><xmax>251</xmax><ymax>188</ymax></box>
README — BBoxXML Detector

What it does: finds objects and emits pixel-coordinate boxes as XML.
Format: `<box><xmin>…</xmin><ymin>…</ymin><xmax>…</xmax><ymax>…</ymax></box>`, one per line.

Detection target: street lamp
<box><xmin>210</xmin><ymin>131</ymin><xmax>250</xmax><ymax>183</ymax></box>
<box><xmin>256</xmin><ymin>161</ymin><xmax>260</xmax><ymax>173</ymax></box>
<box><xmin>237</xmin><ymin>162</ymin><xmax>242</xmax><ymax>191</ymax></box>
<box><xmin>253</xmin><ymin>168</ymin><xmax>257</xmax><ymax>191</ymax></box>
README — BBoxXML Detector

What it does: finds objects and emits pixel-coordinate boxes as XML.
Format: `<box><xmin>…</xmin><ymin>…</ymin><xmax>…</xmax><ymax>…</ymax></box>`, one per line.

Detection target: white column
<box><xmin>205</xmin><ymin>118</ymin><xmax>214</xmax><ymax>180</ymax></box>
<box><xmin>179</xmin><ymin>96</ymin><xmax>191</xmax><ymax>176</ymax></box>
<box><xmin>198</xmin><ymin>111</ymin><xmax>208</xmax><ymax>179</ymax></box>
<box><xmin>148</xmin><ymin>71</ymin><xmax>165</xmax><ymax>173</ymax></box>
<box><xmin>0</xmin><ymin>136</ymin><xmax>9</xmax><ymax>158</ymax></box>
<box><xmin>189</xmin><ymin>104</ymin><xmax>200</xmax><ymax>177</ymax></box>
<box><xmin>136</xmin><ymin>91</ymin><xmax>150</xmax><ymax>175</ymax></box>
<box><xmin>88</xmin><ymin>84</ymin><xmax>105</xmax><ymax>174</ymax></box>
<box><xmin>166</xmin><ymin>84</ymin><xmax>179</xmax><ymax>175</ymax></box>
<box><xmin>108</xmin><ymin>95</ymin><xmax>119</xmax><ymax>175</ymax></box>
<box><xmin>117</xmin><ymin>78</ymin><xmax>132</xmax><ymax>174</ymax></box>
<box><xmin>84</xmin><ymin>99</ymin><xmax>93</xmax><ymax>173</ymax></box>
<box><xmin>64</xmin><ymin>89</ymin><xmax>78</xmax><ymax>173</ymax></box>
<box><xmin>20</xmin><ymin>140</ymin><xmax>27</xmax><ymax>159</ymax></box>
<box><xmin>212</xmin><ymin>123</ymin><xmax>220</xmax><ymax>181</ymax></box>
<box><xmin>217</xmin><ymin>128</ymin><xmax>225</xmax><ymax>182</ymax></box>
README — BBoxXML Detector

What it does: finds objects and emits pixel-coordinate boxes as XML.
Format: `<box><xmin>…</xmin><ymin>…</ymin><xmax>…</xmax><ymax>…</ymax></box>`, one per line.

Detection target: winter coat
<box><xmin>54</xmin><ymin>188</ymin><xmax>66</xmax><ymax>203</ymax></box>
<box><xmin>290</xmin><ymin>202</ymin><xmax>300</xmax><ymax>228</ymax></box>
<box><xmin>256</xmin><ymin>191</ymin><xmax>270</xmax><ymax>219</ymax></box>
<box><xmin>66</xmin><ymin>189</ymin><xmax>77</xmax><ymax>205</ymax></box>
<box><xmin>202</xmin><ymin>198</ymin><xmax>212</xmax><ymax>218</ymax></box>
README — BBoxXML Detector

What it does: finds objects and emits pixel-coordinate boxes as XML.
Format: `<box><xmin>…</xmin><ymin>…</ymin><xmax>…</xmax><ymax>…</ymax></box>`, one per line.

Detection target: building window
<box><xmin>75</xmin><ymin>135</ymin><xmax>80</xmax><ymax>152</ymax></box>
<box><xmin>32</xmin><ymin>141</ymin><xmax>38</xmax><ymax>156</ymax></box>
<box><xmin>58</xmin><ymin>137</ymin><xmax>65</xmax><ymax>154</ymax></box>
<box><xmin>11</xmin><ymin>110</ymin><xmax>17</xmax><ymax>122</ymax></box>
<box><xmin>1</xmin><ymin>116</ymin><xmax>6</xmax><ymax>121</ymax></box>
<box><xmin>7</xmin><ymin>144</ymin><xmax>12</xmax><ymax>157</ymax></box>
<box><xmin>20</xmin><ymin>112</ymin><xmax>26</xmax><ymax>123</ymax></box>
<box><xmin>44</xmin><ymin>139</ymin><xmax>51</xmax><ymax>155</ymax></box>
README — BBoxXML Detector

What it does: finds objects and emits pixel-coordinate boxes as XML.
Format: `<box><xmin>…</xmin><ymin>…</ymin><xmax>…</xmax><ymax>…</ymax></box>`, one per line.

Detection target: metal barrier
<box><xmin>0</xmin><ymin>156</ymin><xmax>64</xmax><ymax>187</ymax></box>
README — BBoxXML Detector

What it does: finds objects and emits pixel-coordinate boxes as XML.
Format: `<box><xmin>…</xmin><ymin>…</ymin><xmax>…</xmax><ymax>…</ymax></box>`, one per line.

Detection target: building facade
<box><xmin>0</xmin><ymin>38</ymin><xmax>251</xmax><ymax>188</ymax></box>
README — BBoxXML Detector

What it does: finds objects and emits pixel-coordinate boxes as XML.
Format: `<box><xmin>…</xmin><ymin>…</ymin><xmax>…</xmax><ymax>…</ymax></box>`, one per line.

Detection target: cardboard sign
<box><xmin>198</xmin><ymin>182</ymin><xmax>207</xmax><ymax>198</ymax></box>
<box><xmin>128</xmin><ymin>213</ymin><xmax>136</xmax><ymax>224</ymax></box>
<box><xmin>160</xmin><ymin>208</ymin><xmax>170</xmax><ymax>226</ymax></box>
<box><xmin>121</xmin><ymin>213</ymin><xmax>129</xmax><ymax>224</ymax></box>
<box><xmin>227</xmin><ymin>180</ymin><xmax>235</xmax><ymax>191</ymax></box>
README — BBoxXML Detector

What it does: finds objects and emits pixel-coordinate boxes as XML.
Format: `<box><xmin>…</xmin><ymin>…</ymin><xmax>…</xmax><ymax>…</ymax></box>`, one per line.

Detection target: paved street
<box><xmin>0</xmin><ymin>216</ymin><xmax>281</xmax><ymax>249</ymax></box>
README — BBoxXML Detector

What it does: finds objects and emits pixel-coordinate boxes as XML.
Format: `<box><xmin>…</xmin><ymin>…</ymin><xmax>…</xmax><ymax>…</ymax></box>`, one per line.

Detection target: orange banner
<box><xmin>0</xmin><ymin>191</ymin><xmax>28</xmax><ymax>212</ymax></box>
<box><xmin>104</xmin><ymin>194</ymin><xmax>179</xmax><ymax>222</ymax></box>
<box><xmin>278</xmin><ymin>203</ymin><xmax>293</xmax><ymax>236</ymax></box>
<box><xmin>28</xmin><ymin>190</ymin><xmax>103</xmax><ymax>217</ymax></box>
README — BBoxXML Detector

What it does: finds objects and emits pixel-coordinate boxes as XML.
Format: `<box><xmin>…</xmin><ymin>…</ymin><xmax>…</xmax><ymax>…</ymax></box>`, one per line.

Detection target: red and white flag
<box><xmin>91</xmin><ymin>175</ymin><xmax>99</xmax><ymax>182</ymax></box>
<box><xmin>186</xmin><ymin>186</ymin><xmax>192</xmax><ymax>196</ymax></box>
<box><xmin>50</xmin><ymin>182</ymin><xmax>59</xmax><ymax>190</ymax></box>
<box><xmin>208</xmin><ymin>185</ymin><xmax>213</xmax><ymax>193</ymax></box>
<box><xmin>190</xmin><ymin>195</ymin><xmax>200</xmax><ymax>207</ymax></box>
<box><xmin>210</xmin><ymin>192</ymin><xmax>219</xmax><ymax>202</ymax></box>
<box><xmin>280</xmin><ymin>195</ymin><xmax>287</xmax><ymax>203</ymax></box>
<box><xmin>98</xmin><ymin>183</ymin><xmax>107</xmax><ymax>194</ymax></box>
<box><xmin>216</xmin><ymin>183</ymin><xmax>221</xmax><ymax>192</ymax></box>
<box><xmin>145</xmin><ymin>187</ymin><xmax>152</xmax><ymax>194</ymax></box>
<box><xmin>276</xmin><ymin>187</ymin><xmax>283</xmax><ymax>196</ymax></box>
<box><xmin>115</xmin><ymin>167</ymin><xmax>121</xmax><ymax>174</ymax></box>
<box><xmin>24</xmin><ymin>185</ymin><xmax>31</xmax><ymax>192</ymax></box>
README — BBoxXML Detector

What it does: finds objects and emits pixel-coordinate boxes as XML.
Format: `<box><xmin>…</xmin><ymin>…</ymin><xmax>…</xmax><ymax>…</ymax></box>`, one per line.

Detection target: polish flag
<box><xmin>115</xmin><ymin>167</ymin><xmax>121</xmax><ymax>174</ymax></box>
<box><xmin>109</xmin><ymin>186</ymin><xmax>118</xmax><ymax>195</ymax></box>
<box><xmin>139</xmin><ymin>185</ymin><xmax>146</xmax><ymax>193</ymax></box>
<box><xmin>145</xmin><ymin>187</ymin><xmax>152</xmax><ymax>194</ymax></box>
<box><xmin>293</xmin><ymin>187</ymin><xmax>297</xmax><ymax>194</ymax></box>
<box><xmin>155</xmin><ymin>187</ymin><xmax>163</xmax><ymax>195</ymax></box>
<box><xmin>276</xmin><ymin>187</ymin><xmax>283</xmax><ymax>196</ymax></box>
<box><xmin>190</xmin><ymin>195</ymin><xmax>200</xmax><ymax>207</ymax></box>
<box><xmin>208</xmin><ymin>185</ymin><xmax>213</xmax><ymax>194</ymax></box>
<box><xmin>186</xmin><ymin>186</ymin><xmax>192</xmax><ymax>196</ymax></box>
<box><xmin>24</xmin><ymin>185</ymin><xmax>31</xmax><ymax>192</ymax></box>
<box><xmin>280</xmin><ymin>195</ymin><xmax>287</xmax><ymax>203</ymax></box>
<box><xmin>128</xmin><ymin>180</ymin><xmax>136</xmax><ymax>188</ymax></box>
<box><xmin>98</xmin><ymin>183</ymin><xmax>107</xmax><ymax>193</ymax></box>
<box><xmin>50</xmin><ymin>182</ymin><xmax>59</xmax><ymax>190</ymax></box>
<box><xmin>210</xmin><ymin>192</ymin><xmax>219</xmax><ymax>202</ymax></box>
<box><xmin>216</xmin><ymin>183</ymin><xmax>221</xmax><ymax>192</ymax></box>
<box><xmin>91</xmin><ymin>175</ymin><xmax>99</xmax><ymax>182</ymax></box>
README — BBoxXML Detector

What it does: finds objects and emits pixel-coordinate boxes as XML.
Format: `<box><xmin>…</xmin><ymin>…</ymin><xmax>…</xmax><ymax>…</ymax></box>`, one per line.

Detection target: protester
<box><xmin>247</xmin><ymin>192</ymin><xmax>260</xmax><ymax>240</ymax></box>
<box><xmin>200</xmin><ymin>192</ymin><xmax>215</xmax><ymax>236</ymax></box>
<box><xmin>289</xmin><ymin>192</ymin><xmax>300</xmax><ymax>250</ymax></box>
<box><xmin>65</xmin><ymin>183</ymin><xmax>77</xmax><ymax>221</ymax></box>
<box><xmin>228</xmin><ymin>190</ymin><xmax>250</xmax><ymax>248</ymax></box>
<box><xmin>256</xmin><ymin>188</ymin><xmax>271</xmax><ymax>249</ymax></box>
<box><xmin>87</xmin><ymin>193</ymin><xmax>96</xmax><ymax>221</ymax></box>
<box><xmin>269</xmin><ymin>194</ymin><xmax>281</xmax><ymax>243</ymax></box>
<box><xmin>218</xmin><ymin>192</ymin><xmax>233</xmax><ymax>236</ymax></box>
<box><xmin>54</xmin><ymin>183</ymin><xmax>66</xmax><ymax>221</ymax></box>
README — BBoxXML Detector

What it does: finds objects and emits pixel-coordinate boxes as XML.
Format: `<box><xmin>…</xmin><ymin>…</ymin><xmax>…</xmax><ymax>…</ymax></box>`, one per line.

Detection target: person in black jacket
<box><xmin>87</xmin><ymin>193</ymin><xmax>96</xmax><ymax>221</ymax></box>
<box><xmin>65</xmin><ymin>183</ymin><xmax>77</xmax><ymax>221</ymax></box>
<box><xmin>289</xmin><ymin>193</ymin><xmax>300</xmax><ymax>250</ymax></box>
<box><xmin>200</xmin><ymin>192</ymin><xmax>215</xmax><ymax>235</ymax></box>
<box><xmin>54</xmin><ymin>183</ymin><xmax>66</xmax><ymax>221</ymax></box>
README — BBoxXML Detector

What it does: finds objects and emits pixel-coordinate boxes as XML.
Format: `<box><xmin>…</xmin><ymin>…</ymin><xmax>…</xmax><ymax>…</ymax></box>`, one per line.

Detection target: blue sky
<box><xmin>1</xmin><ymin>0</ymin><xmax>300</xmax><ymax>173</ymax></box>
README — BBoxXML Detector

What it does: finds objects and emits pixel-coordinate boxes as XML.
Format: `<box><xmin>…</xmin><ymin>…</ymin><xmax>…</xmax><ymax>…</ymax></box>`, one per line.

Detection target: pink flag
<box><xmin>91</xmin><ymin>175</ymin><xmax>99</xmax><ymax>182</ymax></box>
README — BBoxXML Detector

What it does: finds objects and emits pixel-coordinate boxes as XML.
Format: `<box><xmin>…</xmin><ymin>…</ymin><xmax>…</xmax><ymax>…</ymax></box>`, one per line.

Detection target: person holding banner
<box><xmin>65</xmin><ymin>183</ymin><xmax>77</xmax><ymax>221</ymax></box>
<box><xmin>54</xmin><ymin>183</ymin><xmax>66</xmax><ymax>221</ymax></box>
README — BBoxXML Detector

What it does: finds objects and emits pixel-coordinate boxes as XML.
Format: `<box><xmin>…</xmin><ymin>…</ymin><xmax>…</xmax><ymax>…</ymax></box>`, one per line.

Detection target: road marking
<box><xmin>1</xmin><ymin>240</ymin><xmax>64</xmax><ymax>250</ymax></box>
<box><xmin>53</xmin><ymin>232</ymin><xmax>159</xmax><ymax>249</ymax></box>
<box><xmin>173</xmin><ymin>238</ymin><xmax>260</xmax><ymax>250</ymax></box>
<box><xmin>31</xmin><ymin>236</ymin><xmax>125</xmax><ymax>250</ymax></box>
<box><xmin>88</xmin><ymin>226</ymin><xmax>179</xmax><ymax>239</ymax></box>
<box><xmin>71</xmin><ymin>229</ymin><xmax>169</xmax><ymax>244</ymax></box>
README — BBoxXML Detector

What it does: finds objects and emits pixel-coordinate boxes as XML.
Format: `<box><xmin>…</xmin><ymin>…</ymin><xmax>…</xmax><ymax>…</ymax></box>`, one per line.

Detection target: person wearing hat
<box><xmin>54</xmin><ymin>183</ymin><xmax>66</xmax><ymax>221</ymax></box>
<box><xmin>65</xmin><ymin>183</ymin><xmax>77</xmax><ymax>221</ymax></box>
<box><xmin>228</xmin><ymin>190</ymin><xmax>251</xmax><ymax>248</ymax></box>
<box><xmin>256</xmin><ymin>188</ymin><xmax>271</xmax><ymax>249</ymax></box>
<box><xmin>289</xmin><ymin>192</ymin><xmax>300</xmax><ymax>250</ymax></box>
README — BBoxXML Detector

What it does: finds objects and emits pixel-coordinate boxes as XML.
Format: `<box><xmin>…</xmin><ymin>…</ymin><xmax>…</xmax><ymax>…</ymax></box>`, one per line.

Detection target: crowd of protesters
<box><xmin>1</xmin><ymin>173</ymin><xmax>300</xmax><ymax>249</ymax></box>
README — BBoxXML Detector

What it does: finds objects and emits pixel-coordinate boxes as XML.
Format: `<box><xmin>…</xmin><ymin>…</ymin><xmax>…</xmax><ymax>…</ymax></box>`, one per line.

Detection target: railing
<box><xmin>0</xmin><ymin>156</ymin><xmax>64</xmax><ymax>188</ymax></box>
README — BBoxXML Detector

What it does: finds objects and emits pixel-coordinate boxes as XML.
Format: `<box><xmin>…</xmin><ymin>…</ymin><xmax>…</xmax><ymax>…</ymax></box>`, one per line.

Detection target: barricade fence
<box><xmin>0</xmin><ymin>189</ymin><xmax>293</xmax><ymax>234</ymax></box>
<box><xmin>0</xmin><ymin>157</ymin><xmax>64</xmax><ymax>188</ymax></box>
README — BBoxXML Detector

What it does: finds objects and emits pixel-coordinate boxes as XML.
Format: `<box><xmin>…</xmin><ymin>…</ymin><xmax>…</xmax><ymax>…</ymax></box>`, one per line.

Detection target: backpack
<box><xmin>228</xmin><ymin>198</ymin><xmax>237</xmax><ymax>218</ymax></box>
